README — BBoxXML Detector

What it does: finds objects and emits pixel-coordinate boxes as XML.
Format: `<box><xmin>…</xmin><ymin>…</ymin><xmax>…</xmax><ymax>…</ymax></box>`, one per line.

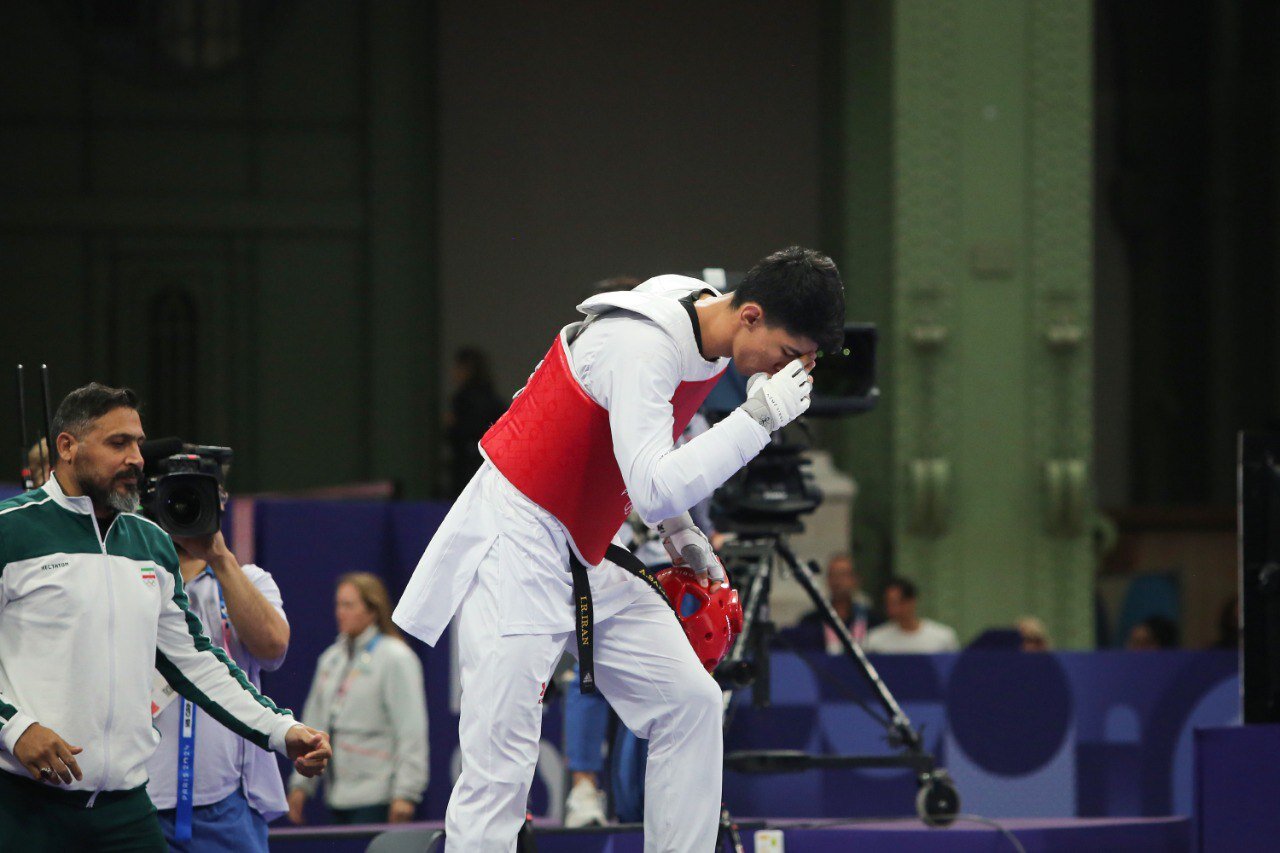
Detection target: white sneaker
<box><xmin>564</xmin><ymin>778</ymin><xmax>607</xmax><ymax>828</ymax></box>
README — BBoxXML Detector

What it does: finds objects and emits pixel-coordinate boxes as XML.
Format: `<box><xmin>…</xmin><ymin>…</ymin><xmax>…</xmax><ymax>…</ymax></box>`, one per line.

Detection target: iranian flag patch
<box><xmin>140</xmin><ymin>567</ymin><xmax>158</xmax><ymax>587</ymax></box>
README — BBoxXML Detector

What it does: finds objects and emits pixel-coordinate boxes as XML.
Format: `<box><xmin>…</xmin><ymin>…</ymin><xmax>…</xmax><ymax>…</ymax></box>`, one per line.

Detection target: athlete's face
<box><xmin>729</xmin><ymin>302</ymin><xmax>818</xmax><ymax>376</ymax></box>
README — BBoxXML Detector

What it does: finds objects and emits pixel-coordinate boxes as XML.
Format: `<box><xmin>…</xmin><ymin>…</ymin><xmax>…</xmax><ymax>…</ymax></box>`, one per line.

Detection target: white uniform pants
<box><xmin>444</xmin><ymin>549</ymin><xmax>724</xmax><ymax>852</ymax></box>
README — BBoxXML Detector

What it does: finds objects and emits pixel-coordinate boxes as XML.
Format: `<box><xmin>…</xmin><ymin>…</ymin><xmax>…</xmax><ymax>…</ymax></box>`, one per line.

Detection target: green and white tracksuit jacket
<box><xmin>0</xmin><ymin>474</ymin><xmax>298</xmax><ymax>803</ymax></box>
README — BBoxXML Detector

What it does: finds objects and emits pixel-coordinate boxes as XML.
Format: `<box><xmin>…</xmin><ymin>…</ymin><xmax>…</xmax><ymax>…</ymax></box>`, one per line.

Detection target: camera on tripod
<box><xmin>711</xmin><ymin>322</ymin><xmax>879</xmax><ymax>535</ymax></box>
<box><xmin>141</xmin><ymin>440</ymin><xmax>232</xmax><ymax>537</ymax></box>
<box><xmin>713</xmin><ymin>423</ymin><xmax>820</xmax><ymax>536</ymax></box>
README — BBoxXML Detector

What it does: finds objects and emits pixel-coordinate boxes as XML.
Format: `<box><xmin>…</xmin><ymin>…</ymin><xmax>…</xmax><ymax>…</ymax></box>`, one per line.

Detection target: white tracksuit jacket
<box><xmin>0</xmin><ymin>474</ymin><xmax>299</xmax><ymax>803</ymax></box>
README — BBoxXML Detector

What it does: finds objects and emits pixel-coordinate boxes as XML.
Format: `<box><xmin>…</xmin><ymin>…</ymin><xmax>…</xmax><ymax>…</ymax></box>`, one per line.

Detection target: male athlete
<box><xmin>394</xmin><ymin>246</ymin><xmax>845</xmax><ymax>851</ymax></box>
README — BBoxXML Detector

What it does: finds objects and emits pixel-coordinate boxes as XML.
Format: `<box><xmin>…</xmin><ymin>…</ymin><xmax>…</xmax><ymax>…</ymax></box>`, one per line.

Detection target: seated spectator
<box><xmin>1017</xmin><ymin>616</ymin><xmax>1052</xmax><ymax>652</ymax></box>
<box><xmin>863</xmin><ymin>578</ymin><xmax>959</xmax><ymax>654</ymax></box>
<box><xmin>1126</xmin><ymin>615</ymin><xmax>1179</xmax><ymax>650</ymax></box>
<box><xmin>288</xmin><ymin>574</ymin><xmax>429</xmax><ymax>825</ymax></box>
<box><xmin>780</xmin><ymin>553</ymin><xmax>879</xmax><ymax>653</ymax></box>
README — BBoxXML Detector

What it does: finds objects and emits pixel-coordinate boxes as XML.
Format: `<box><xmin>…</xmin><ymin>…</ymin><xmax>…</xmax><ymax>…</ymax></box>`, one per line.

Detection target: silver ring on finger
<box><xmin>39</xmin><ymin>766</ymin><xmax>52</xmax><ymax>777</ymax></box>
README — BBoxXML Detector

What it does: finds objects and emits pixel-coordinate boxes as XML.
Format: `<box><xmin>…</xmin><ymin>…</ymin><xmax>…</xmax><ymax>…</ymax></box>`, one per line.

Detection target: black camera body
<box><xmin>141</xmin><ymin>444</ymin><xmax>231</xmax><ymax>537</ymax></box>
<box><xmin>712</xmin><ymin>423</ymin><xmax>822</xmax><ymax>535</ymax></box>
<box><xmin>711</xmin><ymin>321</ymin><xmax>878</xmax><ymax>534</ymax></box>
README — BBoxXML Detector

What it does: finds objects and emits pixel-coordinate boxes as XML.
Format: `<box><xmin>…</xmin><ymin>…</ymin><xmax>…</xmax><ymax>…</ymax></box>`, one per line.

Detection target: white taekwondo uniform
<box><xmin>394</xmin><ymin>275</ymin><xmax>771</xmax><ymax>852</ymax></box>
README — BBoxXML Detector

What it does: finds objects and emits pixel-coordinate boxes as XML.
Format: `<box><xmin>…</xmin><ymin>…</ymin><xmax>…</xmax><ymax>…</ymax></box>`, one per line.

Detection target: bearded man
<box><xmin>0</xmin><ymin>382</ymin><xmax>333</xmax><ymax>851</ymax></box>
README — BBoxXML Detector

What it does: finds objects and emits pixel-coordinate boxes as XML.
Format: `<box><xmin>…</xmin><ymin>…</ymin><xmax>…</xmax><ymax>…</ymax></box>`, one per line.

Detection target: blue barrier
<box><xmin>202</xmin><ymin>498</ymin><xmax>1240</xmax><ymax>823</ymax></box>
<box><xmin>723</xmin><ymin>649</ymin><xmax>1238</xmax><ymax>819</ymax></box>
<box><xmin>1195</xmin><ymin>724</ymin><xmax>1280</xmax><ymax>850</ymax></box>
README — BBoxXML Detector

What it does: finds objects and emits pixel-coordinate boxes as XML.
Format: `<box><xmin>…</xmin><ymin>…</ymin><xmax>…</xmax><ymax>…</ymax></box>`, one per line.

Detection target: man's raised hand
<box><xmin>740</xmin><ymin>358</ymin><xmax>814</xmax><ymax>433</ymax></box>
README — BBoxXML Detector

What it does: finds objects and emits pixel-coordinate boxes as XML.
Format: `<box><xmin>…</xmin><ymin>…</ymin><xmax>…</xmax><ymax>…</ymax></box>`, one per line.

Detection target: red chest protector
<box><xmin>480</xmin><ymin>333</ymin><xmax>724</xmax><ymax>565</ymax></box>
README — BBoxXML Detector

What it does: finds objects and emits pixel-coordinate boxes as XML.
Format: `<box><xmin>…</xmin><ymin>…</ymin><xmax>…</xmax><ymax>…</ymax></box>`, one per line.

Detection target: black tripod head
<box><xmin>712</xmin><ymin>421</ymin><xmax>822</xmax><ymax>535</ymax></box>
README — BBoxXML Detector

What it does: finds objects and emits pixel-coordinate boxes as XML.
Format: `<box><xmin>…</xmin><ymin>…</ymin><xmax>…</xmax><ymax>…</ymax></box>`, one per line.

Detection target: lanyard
<box><xmin>333</xmin><ymin>633</ymin><xmax>382</xmax><ymax>709</ymax></box>
<box><xmin>174</xmin><ymin>696</ymin><xmax>197</xmax><ymax>841</ymax></box>
<box><xmin>327</xmin><ymin>632</ymin><xmax>381</xmax><ymax>786</ymax></box>
<box><xmin>203</xmin><ymin>566</ymin><xmax>232</xmax><ymax>650</ymax></box>
<box><xmin>175</xmin><ymin>568</ymin><xmax>231</xmax><ymax>841</ymax></box>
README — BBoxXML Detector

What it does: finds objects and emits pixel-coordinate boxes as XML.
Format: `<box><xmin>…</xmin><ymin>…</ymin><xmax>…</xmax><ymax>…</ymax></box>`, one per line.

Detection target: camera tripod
<box><xmin>713</xmin><ymin>528</ymin><xmax>959</xmax><ymax>852</ymax></box>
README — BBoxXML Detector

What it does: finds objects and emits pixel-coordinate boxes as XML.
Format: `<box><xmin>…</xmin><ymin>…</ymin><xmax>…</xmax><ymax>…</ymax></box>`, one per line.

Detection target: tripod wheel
<box><xmin>916</xmin><ymin>771</ymin><xmax>960</xmax><ymax>828</ymax></box>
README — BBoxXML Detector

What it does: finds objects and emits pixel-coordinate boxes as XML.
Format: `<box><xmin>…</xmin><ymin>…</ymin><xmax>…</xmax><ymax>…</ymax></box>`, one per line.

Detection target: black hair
<box><xmin>731</xmin><ymin>246</ymin><xmax>846</xmax><ymax>352</ymax></box>
<box><xmin>51</xmin><ymin>382</ymin><xmax>140</xmax><ymax>443</ymax></box>
<box><xmin>1139</xmin><ymin>615</ymin><xmax>1180</xmax><ymax>649</ymax></box>
<box><xmin>883</xmin><ymin>577</ymin><xmax>918</xmax><ymax>601</ymax></box>
<box><xmin>454</xmin><ymin>347</ymin><xmax>494</xmax><ymax>390</ymax></box>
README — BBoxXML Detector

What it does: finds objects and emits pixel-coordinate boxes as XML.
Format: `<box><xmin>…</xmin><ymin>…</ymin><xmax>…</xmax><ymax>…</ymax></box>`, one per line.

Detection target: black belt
<box><xmin>569</xmin><ymin>543</ymin><xmax>677</xmax><ymax>694</ymax></box>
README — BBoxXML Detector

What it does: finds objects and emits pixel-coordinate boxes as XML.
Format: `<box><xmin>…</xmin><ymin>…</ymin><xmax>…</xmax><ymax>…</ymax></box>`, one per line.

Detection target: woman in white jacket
<box><xmin>287</xmin><ymin>574</ymin><xmax>428</xmax><ymax>825</ymax></box>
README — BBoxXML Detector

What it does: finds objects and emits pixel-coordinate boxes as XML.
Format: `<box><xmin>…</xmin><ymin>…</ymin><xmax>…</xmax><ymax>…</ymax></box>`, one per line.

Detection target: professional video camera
<box><xmin>140</xmin><ymin>438</ymin><xmax>232</xmax><ymax>537</ymax></box>
<box><xmin>711</xmin><ymin>322</ymin><xmax>879</xmax><ymax>534</ymax></box>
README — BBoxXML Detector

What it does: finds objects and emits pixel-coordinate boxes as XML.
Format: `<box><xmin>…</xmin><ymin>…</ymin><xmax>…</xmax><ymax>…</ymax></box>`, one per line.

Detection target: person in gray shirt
<box><xmin>287</xmin><ymin>573</ymin><xmax>428</xmax><ymax>825</ymax></box>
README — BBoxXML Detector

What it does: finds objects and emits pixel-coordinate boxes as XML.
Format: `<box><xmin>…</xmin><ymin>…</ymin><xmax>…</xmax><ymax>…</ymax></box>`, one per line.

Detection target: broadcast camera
<box><xmin>711</xmin><ymin>322</ymin><xmax>879</xmax><ymax>534</ymax></box>
<box><xmin>141</xmin><ymin>438</ymin><xmax>232</xmax><ymax>537</ymax></box>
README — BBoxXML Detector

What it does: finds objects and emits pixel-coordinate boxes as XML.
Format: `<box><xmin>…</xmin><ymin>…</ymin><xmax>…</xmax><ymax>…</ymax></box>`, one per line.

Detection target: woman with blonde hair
<box><xmin>288</xmin><ymin>573</ymin><xmax>429</xmax><ymax>825</ymax></box>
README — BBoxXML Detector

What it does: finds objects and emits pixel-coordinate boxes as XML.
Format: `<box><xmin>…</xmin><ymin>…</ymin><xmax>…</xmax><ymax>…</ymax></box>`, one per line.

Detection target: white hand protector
<box><xmin>656</xmin><ymin>512</ymin><xmax>726</xmax><ymax>585</ymax></box>
<box><xmin>739</xmin><ymin>359</ymin><xmax>813</xmax><ymax>433</ymax></box>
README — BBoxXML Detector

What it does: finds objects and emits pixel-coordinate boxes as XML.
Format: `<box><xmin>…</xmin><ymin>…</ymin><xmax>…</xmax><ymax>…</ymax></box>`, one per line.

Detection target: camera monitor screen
<box><xmin>810</xmin><ymin>323</ymin><xmax>878</xmax><ymax>416</ymax></box>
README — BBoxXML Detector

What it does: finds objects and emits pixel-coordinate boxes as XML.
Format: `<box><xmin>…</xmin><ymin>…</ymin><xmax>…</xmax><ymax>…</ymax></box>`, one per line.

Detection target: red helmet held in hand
<box><xmin>655</xmin><ymin>566</ymin><xmax>743</xmax><ymax>673</ymax></box>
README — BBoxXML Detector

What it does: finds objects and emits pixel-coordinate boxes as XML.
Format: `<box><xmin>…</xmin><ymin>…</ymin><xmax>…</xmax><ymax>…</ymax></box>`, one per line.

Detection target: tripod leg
<box><xmin>774</xmin><ymin>539</ymin><xmax>927</xmax><ymax>756</ymax></box>
<box><xmin>717</xmin><ymin>804</ymin><xmax>744</xmax><ymax>853</ymax></box>
<box><xmin>721</xmin><ymin>556</ymin><xmax>770</xmax><ymax>674</ymax></box>
<box><xmin>718</xmin><ymin>552</ymin><xmax>774</xmax><ymax>721</ymax></box>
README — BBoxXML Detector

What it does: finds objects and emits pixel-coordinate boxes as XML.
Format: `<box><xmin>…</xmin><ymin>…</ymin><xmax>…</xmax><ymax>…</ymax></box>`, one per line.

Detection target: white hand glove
<box><xmin>656</xmin><ymin>513</ymin><xmax>726</xmax><ymax>585</ymax></box>
<box><xmin>738</xmin><ymin>358</ymin><xmax>813</xmax><ymax>432</ymax></box>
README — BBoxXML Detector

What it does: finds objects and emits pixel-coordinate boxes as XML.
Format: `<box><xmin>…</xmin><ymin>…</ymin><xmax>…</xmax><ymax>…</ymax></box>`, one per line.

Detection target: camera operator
<box><xmin>144</xmin><ymin>457</ymin><xmax>292</xmax><ymax>851</ymax></box>
<box><xmin>0</xmin><ymin>383</ymin><xmax>331</xmax><ymax>851</ymax></box>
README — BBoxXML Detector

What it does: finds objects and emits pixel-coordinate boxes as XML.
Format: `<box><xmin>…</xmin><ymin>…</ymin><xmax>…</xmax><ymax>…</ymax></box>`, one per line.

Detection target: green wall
<box><xmin>832</xmin><ymin>0</ymin><xmax>1095</xmax><ymax>647</ymax></box>
<box><xmin>0</xmin><ymin>1</ymin><xmax>437</xmax><ymax>495</ymax></box>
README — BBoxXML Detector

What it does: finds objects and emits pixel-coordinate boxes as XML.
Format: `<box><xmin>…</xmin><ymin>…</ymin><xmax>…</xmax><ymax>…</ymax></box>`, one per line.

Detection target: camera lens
<box><xmin>164</xmin><ymin>487</ymin><xmax>205</xmax><ymax>527</ymax></box>
<box><xmin>151</xmin><ymin>472</ymin><xmax>222</xmax><ymax>537</ymax></box>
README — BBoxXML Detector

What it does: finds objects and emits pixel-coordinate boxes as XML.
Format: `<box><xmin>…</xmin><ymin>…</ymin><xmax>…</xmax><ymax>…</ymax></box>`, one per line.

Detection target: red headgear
<box><xmin>655</xmin><ymin>566</ymin><xmax>744</xmax><ymax>673</ymax></box>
